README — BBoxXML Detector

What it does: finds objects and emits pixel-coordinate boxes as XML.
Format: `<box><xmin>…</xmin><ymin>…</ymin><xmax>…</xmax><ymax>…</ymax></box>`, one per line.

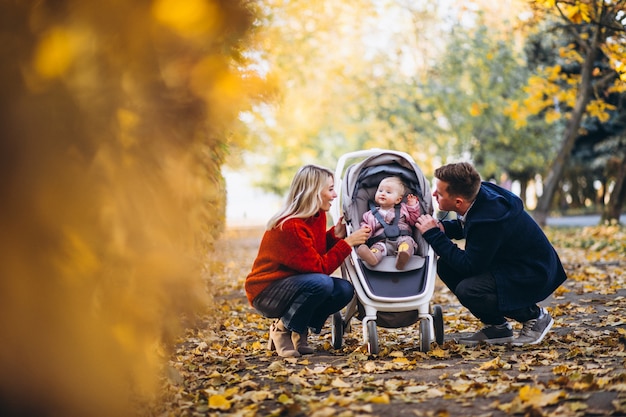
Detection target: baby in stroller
<box><xmin>329</xmin><ymin>149</ymin><xmax>444</xmax><ymax>354</ymax></box>
<box><xmin>356</xmin><ymin>176</ymin><xmax>421</xmax><ymax>270</ymax></box>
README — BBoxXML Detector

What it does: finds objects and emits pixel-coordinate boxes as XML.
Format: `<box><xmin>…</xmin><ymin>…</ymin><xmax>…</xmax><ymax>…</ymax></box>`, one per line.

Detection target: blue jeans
<box><xmin>437</xmin><ymin>259</ymin><xmax>539</xmax><ymax>325</ymax></box>
<box><xmin>252</xmin><ymin>274</ymin><xmax>354</xmax><ymax>334</ymax></box>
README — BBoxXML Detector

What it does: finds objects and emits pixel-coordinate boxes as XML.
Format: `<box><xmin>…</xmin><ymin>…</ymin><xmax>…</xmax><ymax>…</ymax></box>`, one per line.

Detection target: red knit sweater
<box><xmin>245</xmin><ymin>210</ymin><xmax>352</xmax><ymax>305</ymax></box>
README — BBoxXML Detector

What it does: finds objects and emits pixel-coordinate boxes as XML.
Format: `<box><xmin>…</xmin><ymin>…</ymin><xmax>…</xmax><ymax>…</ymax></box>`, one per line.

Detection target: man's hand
<box><xmin>415</xmin><ymin>214</ymin><xmax>442</xmax><ymax>234</ymax></box>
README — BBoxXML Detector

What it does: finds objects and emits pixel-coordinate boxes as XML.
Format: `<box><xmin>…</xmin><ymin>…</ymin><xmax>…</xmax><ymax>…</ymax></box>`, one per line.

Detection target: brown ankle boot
<box><xmin>396</xmin><ymin>242</ymin><xmax>411</xmax><ymax>270</ymax></box>
<box><xmin>292</xmin><ymin>330</ymin><xmax>315</xmax><ymax>355</ymax></box>
<box><xmin>357</xmin><ymin>245</ymin><xmax>383</xmax><ymax>266</ymax></box>
<box><xmin>267</xmin><ymin>320</ymin><xmax>300</xmax><ymax>357</ymax></box>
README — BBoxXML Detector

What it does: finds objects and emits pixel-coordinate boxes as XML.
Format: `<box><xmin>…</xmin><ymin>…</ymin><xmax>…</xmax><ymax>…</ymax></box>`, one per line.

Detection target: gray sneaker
<box><xmin>458</xmin><ymin>322</ymin><xmax>514</xmax><ymax>345</ymax></box>
<box><xmin>512</xmin><ymin>308</ymin><xmax>553</xmax><ymax>346</ymax></box>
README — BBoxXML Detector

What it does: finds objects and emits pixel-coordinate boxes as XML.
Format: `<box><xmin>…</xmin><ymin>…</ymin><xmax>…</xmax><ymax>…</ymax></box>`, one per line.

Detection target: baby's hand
<box><xmin>407</xmin><ymin>194</ymin><xmax>418</xmax><ymax>206</ymax></box>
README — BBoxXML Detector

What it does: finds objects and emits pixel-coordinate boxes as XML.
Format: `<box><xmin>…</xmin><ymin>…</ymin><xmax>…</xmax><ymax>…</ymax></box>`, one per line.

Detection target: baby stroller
<box><xmin>329</xmin><ymin>149</ymin><xmax>444</xmax><ymax>354</ymax></box>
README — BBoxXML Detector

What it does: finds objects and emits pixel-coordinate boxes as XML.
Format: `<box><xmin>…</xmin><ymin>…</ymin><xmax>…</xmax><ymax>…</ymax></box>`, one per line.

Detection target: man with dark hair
<box><xmin>415</xmin><ymin>162</ymin><xmax>567</xmax><ymax>346</ymax></box>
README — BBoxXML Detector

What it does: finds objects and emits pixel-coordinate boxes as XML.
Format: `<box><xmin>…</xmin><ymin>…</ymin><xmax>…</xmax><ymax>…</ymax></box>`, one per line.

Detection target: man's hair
<box><xmin>434</xmin><ymin>162</ymin><xmax>481</xmax><ymax>200</ymax></box>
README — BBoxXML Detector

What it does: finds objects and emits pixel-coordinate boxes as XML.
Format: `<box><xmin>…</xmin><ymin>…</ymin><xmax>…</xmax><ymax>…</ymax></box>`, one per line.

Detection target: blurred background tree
<box><xmin>233</xmin><ymin>1</ymin><xmax>536</xmax><ymax>192</ymax></box>
<box><xmin>233</xmin><ymin>0</ymin><xmax>625</xmax><ymax>224</ymax></box>
<box><xmin>234</xmin><ymin>0</ymin><xmax>448</xmax><ymax>191</ymax></box>
<box><xmin>523</xmin><ymin>16</ymin><xmax>626</xmax><ymax>219</ymax></box>
<box><xmin>0</xmin><ymin>0</ymin><xmax>257</xmax><ymax>416</ymax></box>
<box><xmin>417</xmin><ymin>19</ymin><xmax>561</xmax><ymax>207</ymax></box>
<box><xmin>517</xmin><ymin>0</ymin><xmax>626</xmax><ymax>224</ymax></box>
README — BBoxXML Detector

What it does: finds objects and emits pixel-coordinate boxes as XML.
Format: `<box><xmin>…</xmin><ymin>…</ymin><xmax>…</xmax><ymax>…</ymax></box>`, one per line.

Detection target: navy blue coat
<box><xmin>422</xmin><ymin>181</ymin><xmax>567</xmax><ymax>311</ymax></box>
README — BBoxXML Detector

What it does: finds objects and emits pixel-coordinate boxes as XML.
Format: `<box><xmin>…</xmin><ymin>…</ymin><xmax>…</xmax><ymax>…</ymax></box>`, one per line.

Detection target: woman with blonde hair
<box><xmin>245</xmin><ymin>165</ymin><xmax>371</xmax><ymax>357</ymax></box>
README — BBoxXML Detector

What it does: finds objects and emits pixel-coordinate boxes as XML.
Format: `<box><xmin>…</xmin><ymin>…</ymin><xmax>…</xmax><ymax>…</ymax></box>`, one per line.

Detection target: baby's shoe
<box><xmin>396</xmin><ymin>242</ymin><xmax>411</xmax><ymax>270</ymax></box>
<box><xmin>357</xmin><ymin>245</ymin><xmax>383</xmax><ymax>266</ymax></box>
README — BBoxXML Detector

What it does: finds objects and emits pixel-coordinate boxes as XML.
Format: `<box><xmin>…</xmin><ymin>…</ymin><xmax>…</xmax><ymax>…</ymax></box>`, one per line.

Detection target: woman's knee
<box><xmin>299</xmin><ymin>273</ymin><xmax>334</xmax><ymax>296</ymax></box>
<box><xmin>333</xmin><ymin>278</ymin><xmax>354</xmax><ymax>304</ymax></box>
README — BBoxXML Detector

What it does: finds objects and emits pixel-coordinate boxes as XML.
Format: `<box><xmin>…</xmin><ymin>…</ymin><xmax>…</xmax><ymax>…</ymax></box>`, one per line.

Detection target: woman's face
<box><xmin>319</xmin><ymin>176</ymin><xmax>337</xmax><ymax>211</ymax></box>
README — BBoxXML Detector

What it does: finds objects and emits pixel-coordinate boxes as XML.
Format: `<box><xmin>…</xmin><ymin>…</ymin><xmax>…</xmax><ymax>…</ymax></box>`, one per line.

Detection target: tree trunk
<box><xmin>603</xmin><ymin>154</ymin><xmax>626</xmax><ymax>223</ymax></box>
<box><xmin>533</xmin><ymin>35</ymin><xmax>600</xmax><ymax>226</ymax></box>
<box><xmin>533</xmin><ymin>107</ymin><xmax>590</xmax><ymax>225</ymax></box>
<box><xmin>519</xmin><ymin>180</ymin><xmax>528</xmax><ymax>208</ymax></box>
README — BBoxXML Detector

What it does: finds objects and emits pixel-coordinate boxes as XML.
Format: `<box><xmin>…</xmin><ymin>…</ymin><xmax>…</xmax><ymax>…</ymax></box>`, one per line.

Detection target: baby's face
<box><xmin>374</xmin><ymin>180</ymin><xmax>403</xmax><ymax>208</ymax></box>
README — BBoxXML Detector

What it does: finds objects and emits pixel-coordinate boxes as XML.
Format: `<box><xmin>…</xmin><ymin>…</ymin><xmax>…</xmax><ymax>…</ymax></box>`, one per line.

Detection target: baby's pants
<box><xmin>373</xmin><ymin>236</ymin><xmax>416</xmax><ymax>256</ymax></box>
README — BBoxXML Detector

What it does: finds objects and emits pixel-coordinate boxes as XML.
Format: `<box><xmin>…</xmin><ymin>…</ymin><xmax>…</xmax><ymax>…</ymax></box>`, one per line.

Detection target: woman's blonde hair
<box><xmin>267</xmin><ymin>164</ymin><xmax>335</xmax><ymax>230</ymax></box>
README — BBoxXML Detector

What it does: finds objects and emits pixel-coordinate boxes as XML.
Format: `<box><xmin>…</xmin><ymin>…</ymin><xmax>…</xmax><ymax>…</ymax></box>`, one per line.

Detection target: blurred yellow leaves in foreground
<box><xmin>33</xmin><ymin>26</ymin><xmax>83</xmax><ymax>79</ymax></box>
<box><xmin>153</xmin><ymin>0</ymin><xmax>220</xmax><ymax>38</ymax></box>
<box><xmin>0</xmin><ymin>1</ymin><xmax>253</xmax><ymax>416</ymax></box>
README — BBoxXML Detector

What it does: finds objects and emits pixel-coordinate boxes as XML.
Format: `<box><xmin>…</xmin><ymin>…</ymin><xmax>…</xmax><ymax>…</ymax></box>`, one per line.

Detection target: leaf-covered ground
<box><xmin>148</xmin><ymin>225</ymin><xmax>626</xmax><ymax>417</ymax></box>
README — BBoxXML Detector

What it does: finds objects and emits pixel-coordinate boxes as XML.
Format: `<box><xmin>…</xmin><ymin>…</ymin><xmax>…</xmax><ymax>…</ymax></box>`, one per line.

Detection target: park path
<box><xmin>181</xmin><ymin>225</ymin><xmax>626</xmax><ymax>417</ymax></box>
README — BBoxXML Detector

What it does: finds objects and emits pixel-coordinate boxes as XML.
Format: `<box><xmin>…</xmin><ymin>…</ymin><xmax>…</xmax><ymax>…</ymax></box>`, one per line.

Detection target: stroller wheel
<box><xmin>432</xmin><ymin>305</ymin><xmax>444</xmax><ymax>345</ymax></box>
<box><xmin>419</xmin><ymin>319</ymin><xmax>432</xmax><ymax>352</ymax></box>
<box><xmin>331</xmin><ymin>312</ymin><xmax>344</xmax><ymax>349</ymax></box>
<box><xmin>366</xmin><ymin>320</ymin><xmax>379</xmax><ymax>355</ymax></box>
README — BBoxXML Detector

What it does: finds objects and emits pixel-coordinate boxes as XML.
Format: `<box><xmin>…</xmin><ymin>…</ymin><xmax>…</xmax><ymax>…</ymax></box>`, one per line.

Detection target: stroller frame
<box><xmin>329</xmin><ymin>149</ymin><xmax>444</xmax><ymax>354</ymax></box>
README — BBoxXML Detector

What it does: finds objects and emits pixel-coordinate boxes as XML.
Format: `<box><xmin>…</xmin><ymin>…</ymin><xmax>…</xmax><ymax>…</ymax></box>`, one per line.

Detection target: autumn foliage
<box><xmin>0</xmin><ymin>1</ymin><xmax>624</xmax><ymax>416</ymax></box>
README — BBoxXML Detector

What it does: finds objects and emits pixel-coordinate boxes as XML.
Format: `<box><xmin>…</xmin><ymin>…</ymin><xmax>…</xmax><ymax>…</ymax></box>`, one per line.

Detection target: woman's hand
<box><xmin>344</xmin><ymin>226</ymin><xmax>371</xmax><ymax>247</ymax></box>
<box><xmin>334</xmin><ymin>217</ymin><xmax>347</xmax><ymax>239</ymax></box>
